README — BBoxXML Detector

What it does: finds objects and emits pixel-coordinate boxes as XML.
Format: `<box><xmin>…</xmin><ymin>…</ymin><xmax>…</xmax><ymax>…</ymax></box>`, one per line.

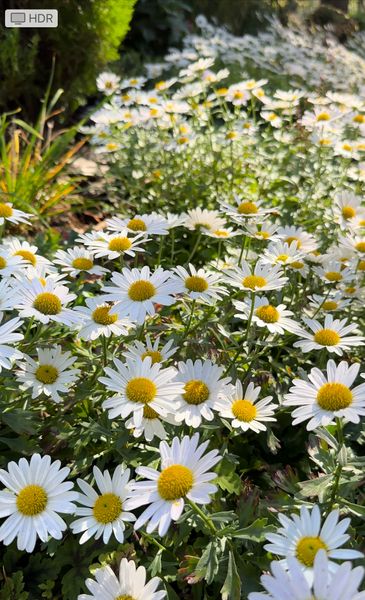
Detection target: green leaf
<box><xmin>216</xmin><ymin>457</ymin><xmax>241</xmax><ymax>494</ymax></box>
<box><xmin>195</xmin><ymin>541</ymin><xmax>219</xmax><ymax>584</ymax></box>
<box><xmin>231</xmin><ymin>518</ymin><xmax>274</xmax><ymax>542</ymax></box>
<box><xmin>298</xmin><ymin>475</ymin><xmax>333</xmax><ymax>498</ymax></box>
<box><xmin>221</xmin><ymin>551</ymin><xmax>241</xmax><ymax>600</ymax></box>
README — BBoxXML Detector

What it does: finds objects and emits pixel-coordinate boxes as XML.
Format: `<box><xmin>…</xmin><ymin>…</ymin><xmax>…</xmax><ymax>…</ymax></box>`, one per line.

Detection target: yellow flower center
<box><xmin>33</xmin><ymin>292</ymin><xmax>62</xmax><ymax>315</ymax></box>
<box><xmin>93</xmin><ymin>493</ymin><xmax>122</xmax><ymax>524</ymax></box>
<box><xmin>128</xmin><ymin>280</ymin><xmax>156</xmax><ymax>302</ymax></box>
<box><xmin>313</xmin><ymin>329</ymin><xmax>340</xmax><ymax>346</ymax></box>
<box><xmin>16</xmin><ymin>484</ymin><xmax>48</xmax><ymax>516</ymax></box>
<box><xmin>183</xmin><ymin>379</ymin><xmax>209</xmax><ymax>405</ymax></box>
<box><xmin>325</xmin><ymin>271</ymin><xmax>342</xmax><ymax>282</ymax></box>
<box><xmin>322</xmin><ymin>301</ymin><xmax>338</xmax><ymax>310</ymax></box>
<box><xmin>141</xmin><ymin>350</ymin><xmax>162</xmax><ymax>364</ymax></box>
<box><xmin>231</xmin><ymin>399</ymin><xmax>257</xmax><ymax>422</ymax></box>
<box><xmin>296</xmin><ymin>536</ymin><xmax>327</xmax><ymax>567</ymax></box>
<box><xmin>15</xmin><ymin>250</ymin><xmax>36</xmax><ymax>266</ymax></box>
<box><xmin>291</xmin><ymin>261</ymin><xmax>304</xmax><ymax>269</ymax></box>
<box><xmin>242</xmin><ymin>275</ymin><xmax>267</xmax><ymax>290</ymax></box>
<box><xmin>238</xmin><ymin>201</ymin><xmax>258</xmax><ymax>215</ymax></box>
<box><xmin>126</xmin><ymin>377</ymin><xmax>156</xmax><ymax>404</ymax></box>
<box><xmin>353</xmin><ymin>114</ymin><xmax>365</xmax><ymax>123</ymax></box>
<box><xmin>213</xmin><ymin>229</ymin><xmax>229</xmax><ymax>237</ymax></box>
<box><xmin>342</xmin><ymin>143</ymin><xmax>353</xmax><ymax>151</ymax></box>
<box><xmin>0</xmin><ymin>256</ymin><xmax>7</xmax><ymax>269</ymax></box>
<box><xmin>108</xmin><ymin>237</ymin><xmax>132</xmax><ymax>252</ymax></box>
<box><xmin>355</xmin><ymin>241</ymin><xmax>365</xmax><ymax>253</ymax></box>
<box><xmin>342</xmin><ymin>206</ymin><xmax>356</xmax><ymax>219</ymax></box>
<box><xmin>317</xmin><ymin>382</ymin><xmax>353</xmax><ymax>410</ymax></box>
<box><xmin>185</xmin><ymin>275</ymin><xmax>208</xmax><ymax>292</ymax></box>
<box><xmin>285</xmin><ymin>236</ymin><xmax>301</xmax><ymax>248</ymax></box>
<box><xmin>358</xmin><ymin>260</ymin><xmax>365</xmax><ymax>271</ymax></box>
<box><xmin>128</xmin><ymin>218</ymin><xmax>147</xmax><ymax>232</ymax></box>
<box><xmin>345</xmin><ymin>286</ymin><xmax>356</xmax><ymax>294</ymax></box>
<box><xmin>143</xmin><ymin>405</ymin><xmax>159</xmax><ymax>419</ymax></box>
<box><xmin>255</xmin><ymin>305</ymin><xmax>279</xmax><ymax>323</ymax></box>
<box><xmin>316</xmin><ymin>112</ymin><xmax>330</xmax><ymax>121</ymax></box>
<box><xmin>256</xmin><ymin>231</ymin><xmax>270</xmax><ymax>239</ymax></box>
<box><xmin>276</xmin><ymin>254</ymin><xmax>289</xmax><ymax>263</ymax></box>
<box><xmin>0</xmin><ymin>203</ymin><xmax>13</xmax><ymax>218</ymax></box>
<box><xmin>92</xmin><ymin>306</ymin><xmax>118</xmax><ymax>325</ymax></box>
<box><xmin>35</xmin><ymin>364</ymin><xmax>59</xmax><ymax>384</ymax></box>
<box><xmin>158</xmin><ymin>464</ymin><xmax>194</xmax><ymax>500</ymax></box>
<box><xmin>226</xmin><ymin>131</ymin><xmax>238</xmax><ymax>140</ymax></box>
<box><xmin>106</xmin><ymin>143</ymin><xmax>118</xmax><ymax>151</ymax></box>
<box><xmin>72</xmin><ymin>257</ymin><xmax>93</xmax><ymax>270</ymax></box>
<box><xmin>115</xmin><ymin>596</ymin><xmax>135</xmax><ymax>600</ymax></box>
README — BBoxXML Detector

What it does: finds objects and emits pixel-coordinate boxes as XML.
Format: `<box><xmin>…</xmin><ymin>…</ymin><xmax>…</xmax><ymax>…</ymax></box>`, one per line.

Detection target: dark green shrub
<box><xmin>0</xmin><ymin>0</ymin><xmax>136</xmax><ymax>120</ymax></box>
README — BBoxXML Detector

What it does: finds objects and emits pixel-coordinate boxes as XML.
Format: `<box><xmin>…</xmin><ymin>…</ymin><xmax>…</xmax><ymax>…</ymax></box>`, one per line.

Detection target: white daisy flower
<box><xmin>308</xmin><ymin>293</ymin><xmax>351</xmax><ymax>313</ymax></box>
<box><xmin>3</xmin><ymin>239</ymin><xmax>52</xmax><ymax>270</ymax></box>
<box><xmin>0</xmin><ymin>202</ymin><xmax>31</xmax><ymax>226</ymax></box>
<box><xmin>284</xmin><ymin>359</ymin><xmax>365</xmax><ymax>430</ymax></box>
<box><xmin>216</xmin><ymin>381</ymin><xmax>277</xmax><ymax>432</ymax></box>
<box><xmin>249</xmin><ymin>549</ymin><xmax>365</xmax><ymax>600</ymax></box>
<box><xmin>277</xmin><ymin>226</ymin><xmax>318</xmax><ymax>254</ymax></box>
<box><xmin>293</xmin><ymin>315</ymin><xmax>364</xmax><ymax>355</ymax></box>
<box><xmin>53</xmin><ymin>247</ymin><xmax>108</xmax><ymax>278</ymax></box>
<box><xmin>220</xmin><ymin>195</ymin><xmax>273</xmax><ymax>222</ymax></box>
<box><xmin>225</xmin><ymin>260</ymin><xmax>288</xmax><ymax>293</ymax></box>
<box><xmin>165</xmin><ymin>212</ymin><xmax>188</xmax><ymax>229</ymax></box>
<box><xmin>184</xmin><ymin>208</ymin><xmax>226</xmax><ymax>232</ymax></box>
<box><xmin>244</xmin><ymin>220</ymin><xmax>280</xmax><ymax>242</ymax></box>
<box><xmin>127</xmin><ymin>433</ymin><xmax>221</xmax><ymax>536</ymax></box>
<box><xmin>71</xmin><ymin>465</ymin><xmax>135</xmax><ymax>544</ymax></box>
<box><xmin>16</xmin><ymin>345</ymin><xmax>80</xmax><ymax>403</ymax></box>
<box><xmin>0</xmin><ymin>249</ymin><xmax>24</xmax><ymax>278</ymax></box>
<box><xmin>171</xmin><ymin>263</ymin><xmax>227</xmax><ymax>303</ymax></box>
<box><xmin>0</xmin><ymin>278</ymin><xmax>20</xmax><ymax>319</ymax></box>
<box><xmin>124</xmin><ymin>335</ymin><xmax>177</xmax><ymax>364</ymax></box>
<box><xmin>0</xmin><ymin>317</ymin><xmax>24</xmax><ymax>371</ymax></box>
<box><xmin>203</xmin><ymin>226</ymin><xmax>241</xmax><ymax>239</ymax></box>
<box><xmin>16</xmin><ymin>277</ymin><xmax>77</xmax><ymax>325</ymax></box>
<box><xmin>78</xmin><ymin>558</ymin><xmax>166</xmax><ymax>600</ymax></box>
<box><xmin>0</xmin><ymin>454</ymin><xmax>78</xmax><ymax>552</ymax></box>
<box><xmin>106</xmin><ymin>213</ymin><xmax>169</xmax><ymax>236</ymax></box>
<box><xmin>314</xmin><ymin>260</ymin><xmax>353</xmax><ymax>285</ymax></box>
<box><xmin>74</xmin><ymin>297</ymin><xmax>132</xmax><ymax>340</ymax></box>
<box><xmin>174</xmin><ymin>359</ymin><xmax>231</xmax><ymax>428</ymax></box>
<box><xmin>339</xmin><ymin>234</ymin><xmax>365</xmax><ymax>257</ymax></box>
<box><xmin>125</xmin><ymin>407</ymin><xmax>175</xmax><ymax>442</ymax></box>
<box><xmin>262</xmin><ymin>240</ymin><xmax>304</xmax><ymax>266</ymax></box>
<box><xmin>83</xmin><ymin>230</ymin><xmax>148</xmax><ymax>260</ymax></box>
<box><xmin>333</xmin><ymin>190</ymin><xmax>365</xmax><ymax>227</ymax></box>
<box><xmin>96</xmin><ymin>71</ymin><xmax>120</xmax><ymax>95</ymax></box>
<box><xmin>264</xmin><ymin>505</ymin><xmax>363</xmax><ymax>573</ymax></box>
<box><xmin>99</xmin><ymin>356</ymin><xmax>184</xmax><ymax>426</ymax></box>
<box><xmin>101</xmin><ymin>266</ymin><xmax>178</xmax><ymax>324</ymax></box>
<box><xmin>234</xmin><ymin>296</ymin><xmax>303</xmax><ymax>335</ymax></box>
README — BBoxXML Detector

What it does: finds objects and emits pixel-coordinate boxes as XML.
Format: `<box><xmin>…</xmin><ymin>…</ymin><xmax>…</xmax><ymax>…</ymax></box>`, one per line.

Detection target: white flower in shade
<box><xmin>4</xmin><ymin>239</ymin><xmax>52</xmax><ymax>270</ymax></box>
<box><xmin>74</xmin><ymin>297</ymin><xmax>132</xmax><ymax>340</ymax></box>
<box><xmin>262</xmin><ymin>240</ymin><xmax>304</xmax><ymax>266</ymax></box>
<box><xmin>184</xmin><ymin>207</ymin><xmax>226</xmax><ymax>232</ymax></box>
<box><xmin>216</xmin><ymin>381</ymin><xmax>277</xmax><ymax>432</ymax></box>
<box><xmin>234</xmin><ymin>296</ymin><xmax>303</xmax><ymax>335</ymax></box>
<box><xmin>82</xmin><ymin>230</ymin><xmax>148</xmax><ymax>260</ymax></box>
<box><xmin>0</xmin><ymin>202</ymin><xmax>31</xmax><ymax>226</ymax></box>
<box><xmin>264</xmin><ymin>505</ymin><xmax>363</xmax><ymax>573</ymax></box>
<box><xmin>174</xmin><ymin>359</ymin><xmax>231</xmax><ymax>427</ymax></box>
<box><xmin>308</xmin><ymin>293</ymin><xmax>351</xmax><ymax>314</ymax></box>
<box><xmin>283</xmin><ymin>359</ymin><xmax>365</xmax><ymax>430</ymax></box>
<box><xmin>71</xmin><ymin>466</ymin><xmax>135</xmax><ymax>544</ymax></box>
<box><xmin>277</xmin><ymin>226</ymin><xmax>318</xmax><ymax>254</ymax></box>
<box><xmin>101</xmin><ymin>266</ymin><xmax>178</xmax><ymax>324</ymax></box>
<box><xmin>124</xmin><ymin>335</ymin><xmax>177</xmax><ymax>364</ymax></box>
<box><xmin>0</xmin><ymin>454</ymin><xmax>78</xmax><ymax>552</ymax></box>
<box><xmin>53</xmin><ymin>247</ymin><xmax>108</xmax><ymax>278</ymax></box>
<box><xmin>106</xmin><ymin>213</ymin><xmax>169</xmax><ymax>236</ymax></box>
<box><xmin>0</xmin><ymin>317</ymin><xmax>23</xmax><ymax>371</ymax></box>
<box><xmin>16</xmin><ymin>346</ymin><xmax>80</xmax><ymax>403</ymax></box>
<box><xmin>293</xmin><ymin>315</ymin><xmax>364</xmax><ymax>355</ymax></box>
<box><xmin>78</xmin><ymin>558</ymin><xmax>166</xmax><ymax>600</ymax></box>
<box><xmin>127</xmin><ymin>433</ymin><xmax>221</xmax><ymax>536</ymax></box>
<box><xmin>16</xmin><ymin>277</ymin><xmax>77</xmax><ymax>325</ymax></box>
<box><xmin>171</xmin><ymin>263</ymin><xmax>227</xmax><ymax>303</ymax></box>
<box><xmin>339</xmin><ymin>234</ymin><xmax>365</xmax><ymax>257</ymax></box>
<box><xmin>125</xmin><ymin>407</ymin><xmax>175</xmax><ymax>442</ymax></box>
<box><xmin>333</xmin><ymin>190</ymin><xmax>365</xmax><ymax>227</ymax></box>
<box><xmin>99</xmin><ymin>356</ymin><xmax>184</xmax><ymax>426</ymax></box>
<box><xmin>164</xmin><ymin>212</ymin><xmax>187</xmax><ymax>229</ymax></box>
<box><xmin>249</xmin><ymin>550</ymin><xmax>365</xmax><ymax>600</ymax></box>
<box><xmin>225</xmin><ymin>260</ymin><xmax>288</xmax><ymax>293</ymax></box>
<box><xmin>244</xmin><ymin>220</ymin><xmax>280</xmax><ymax>242</ymax></box>
<box><xmin>96</xmin><ymin>71</ymin><xmax>120</xmax><ymax>95</ymax></box>
<box><xmin>0</xmin><ymin>279</ymin><xmax>20</xmax><ymax>319</ymax></box>
<box><xmin>314</xmin><ymin>260</ymin><xmax>353</xmax><ymax>285</ymax></box>
<box><xmin>0</xmin><ymin>249</ymin><xmax>24</xmax><ymax>277</ymax></box>
<box><xmin>220</xmin><ymin>195</ymin><xmax>273</xmax><ymax>222</ymax></box>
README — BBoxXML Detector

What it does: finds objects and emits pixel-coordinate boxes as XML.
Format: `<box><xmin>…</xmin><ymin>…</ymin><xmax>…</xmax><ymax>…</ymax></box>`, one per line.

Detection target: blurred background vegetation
<box><xmin>0</xmin><ymin>0</ymin><xmax>365</xmax><ymax>122</ymax></box>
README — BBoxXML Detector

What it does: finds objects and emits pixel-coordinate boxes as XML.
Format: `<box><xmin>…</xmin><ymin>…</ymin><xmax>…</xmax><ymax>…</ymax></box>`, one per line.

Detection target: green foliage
<box><xmin>0</xmin><ymin>0</ymin><xmax>136</xmax><ymax>120</ymax></box>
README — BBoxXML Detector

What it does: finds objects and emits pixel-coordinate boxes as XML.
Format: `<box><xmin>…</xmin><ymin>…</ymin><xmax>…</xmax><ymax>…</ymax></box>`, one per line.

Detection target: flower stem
<box><xmin>188</xmin><ymin>499</ymin><xmax>217</xmax><ymax>535</ymax></box>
